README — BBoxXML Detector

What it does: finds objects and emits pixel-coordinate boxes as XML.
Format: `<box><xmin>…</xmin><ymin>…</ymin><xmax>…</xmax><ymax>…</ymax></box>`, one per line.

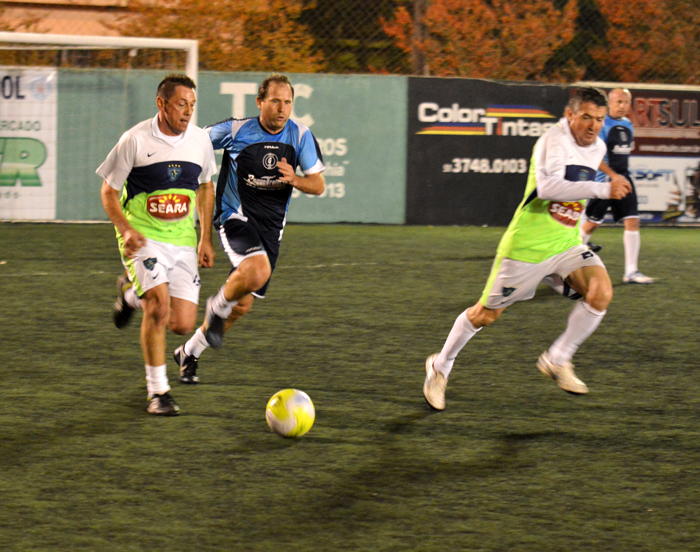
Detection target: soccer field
<box><xmin>1</xmin><ymin>222</ymin><xmax>699</xmax><ymax>551</ymax></box>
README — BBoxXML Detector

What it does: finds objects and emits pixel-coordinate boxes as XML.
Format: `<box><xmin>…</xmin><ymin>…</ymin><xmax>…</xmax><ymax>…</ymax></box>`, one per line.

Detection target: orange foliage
<box><xmin>382</xmin><ymin>0</ymin><xmax>578</xmax><ymax>80</ymax></box>
<box><xmin>593</xmin><ymin>0</ymin><xmax>699</xmax><ymax>83</ymax></box>
<box><xmin>116</xmin><ymin>0</ymin><xmax>323</xmax><ymax>72</ymax></box>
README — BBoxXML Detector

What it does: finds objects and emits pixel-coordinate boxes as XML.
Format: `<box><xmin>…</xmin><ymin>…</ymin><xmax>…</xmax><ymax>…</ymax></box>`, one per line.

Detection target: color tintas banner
<box><xmin>406</xmin><ymin>78</ymin><xmax>568</xmax><ymax>226</ymax></box>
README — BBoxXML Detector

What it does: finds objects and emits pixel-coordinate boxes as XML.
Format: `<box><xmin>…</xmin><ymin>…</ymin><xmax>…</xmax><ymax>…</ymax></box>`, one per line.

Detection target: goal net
<box><xmin>0</xmin><ymin>32</ymin><xmax>198</xmax><ymax>221</ymax></box>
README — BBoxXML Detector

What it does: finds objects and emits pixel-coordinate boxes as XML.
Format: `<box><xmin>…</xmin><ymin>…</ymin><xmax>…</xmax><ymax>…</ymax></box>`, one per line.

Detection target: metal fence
<box><xmin>1</xmin><ymin>0</ymin><xmax>698</xmax><ymax>85</ymax></box>
<box><xmin>303</xmin><ymin>0</ymin><xmax>700</xmax><ymax>84</ymax></box>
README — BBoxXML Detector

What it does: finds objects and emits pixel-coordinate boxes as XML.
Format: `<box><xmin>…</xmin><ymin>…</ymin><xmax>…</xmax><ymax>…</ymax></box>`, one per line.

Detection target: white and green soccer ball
<box><xmin>265</xmin><ymin>389</ymin><xmax>315</xmax><ymax>438</ymax></box>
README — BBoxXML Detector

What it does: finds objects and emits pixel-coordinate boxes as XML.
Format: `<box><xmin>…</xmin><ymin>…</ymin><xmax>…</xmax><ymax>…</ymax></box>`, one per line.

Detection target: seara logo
<box><xmin>147</xmin><ymin>193</ymin><xmax>190</xmax><ymax>221</ymax></box>
<box><xmin>549</xmin><ymin>201</ymin><xmax>583</xmax><ymax>227</ymax></box>
<box><xmin>416</xmin><ymin>102</ymin><xmax>557</xmax><ymax>137</ymax></box>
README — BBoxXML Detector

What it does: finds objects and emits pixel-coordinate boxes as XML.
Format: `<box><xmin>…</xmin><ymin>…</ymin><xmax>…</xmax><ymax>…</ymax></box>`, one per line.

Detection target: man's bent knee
<box><xmin>586</xmin><ymin>289</ymin><xmax>612</xmax><ymax>311</ymax></box>
<box><xmin>142</xmin><ymin>291</ymin><xmax>170</xmax><ymax>327</ymax></box>
<box><xmin>229</xmin><ymin>256</ymin><xmax>271</xmax><ymax>295</ymax></box>
<box><xmin>168</xmin><ymin>319</ymin><xmax>195</xmax><ymax>335</ymax></box>
<box><xmin>246</xmin><ymin>258</ymin><xmax>271</xmax><ymax>292</ymax></box>
<box><xmin>585</xmin><ymin>280</ymin><xmax>613</xmax><ymax>311</ymax></box>
<box><xmin>168</xmin><ymin>298</ymin><xmax>197</xmax><ymax>335</ymax></box>
<box><xmin>248</xmin><ymin>271</ymin><xmax>270</xmax><ymax>294</ymax></box>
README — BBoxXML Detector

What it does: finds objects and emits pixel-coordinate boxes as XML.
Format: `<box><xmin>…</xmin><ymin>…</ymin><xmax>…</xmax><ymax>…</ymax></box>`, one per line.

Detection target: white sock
<box><xmin>145</xmin><ymin>364</ymin><xmax>169</xmax><ymax>398</ymax></box>
<box><xmin>548</xmin><ymin>302</ymin><xmax>606</xmax><ymax>365</ymax></box>
<box><xmin>184</xmin><ymin>328</ymin><xmax>210</xmax><ymax>358</ymax></box>
<box><xmin>435</xmin><ymin>311</ymin><xmax>481</xmax><ymax>378</ymax></box>
<box><xmin>211</xmin><ymin>286</ymin><xmax>238</xmax><ymax>319</ymax></box>
<box><xmin>623</xmin><ymin>230</ymin><xmax>641</xmax><ymax>275</ymax></box>
<box><xmin>125</xmin><ymin>286</ymin><xmax>142</xmax><ymax>309</ymax></box>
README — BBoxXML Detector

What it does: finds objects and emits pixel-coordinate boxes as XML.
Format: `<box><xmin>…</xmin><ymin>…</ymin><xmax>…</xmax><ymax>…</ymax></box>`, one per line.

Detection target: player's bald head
<box><xmin>608</xmin><ymin>88</ymin><xmax>632</xmax><ymax>119</ymax></box>
<box><xmin>609</xmin><ymin>88</ymin><xmax>631</xmax><ymax>102</ymax></box>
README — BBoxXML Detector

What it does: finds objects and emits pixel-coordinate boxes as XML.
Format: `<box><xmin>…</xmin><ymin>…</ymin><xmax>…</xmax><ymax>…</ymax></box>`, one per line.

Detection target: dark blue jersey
<box><xmin>595</xmin><ymin>115</ymin><xmax>634</xmax><ymax>181</ymax></box>
<box><xmin>207</xmin><ymin>117</ymin><xmax>325</xmax><ymax>235</ymax></box>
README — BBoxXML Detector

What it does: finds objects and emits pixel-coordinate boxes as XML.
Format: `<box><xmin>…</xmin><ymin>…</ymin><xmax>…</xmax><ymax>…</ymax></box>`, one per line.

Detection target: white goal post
<box><xmin>0</xmin><ymin>32</ymin><xmax>201</xmax><ymax>221</ymax></box>
<box><xmin>0</xmin><ymin>32</ymin><xmax>199</xmax><ymax>124</ymax></box>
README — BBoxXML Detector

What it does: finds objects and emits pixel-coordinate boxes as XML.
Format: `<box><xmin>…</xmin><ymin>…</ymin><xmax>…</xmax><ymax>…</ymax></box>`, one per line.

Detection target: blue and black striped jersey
<box><xmin>595</xmin><ymin>115</ymin><xmax>634</xmax><ymax>181</ymax></box>
<box><xmin>207</xmin><ymin>116</ymin><xmax>325</xmax><ymax>235</ymax></box>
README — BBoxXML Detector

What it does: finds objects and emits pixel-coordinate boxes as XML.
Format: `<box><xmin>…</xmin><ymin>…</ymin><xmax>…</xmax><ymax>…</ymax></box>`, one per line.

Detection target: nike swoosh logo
<box><xmin>147</xmin><ymin>152</ymin><xmax>156</xmax><ymax>157</ymax></box>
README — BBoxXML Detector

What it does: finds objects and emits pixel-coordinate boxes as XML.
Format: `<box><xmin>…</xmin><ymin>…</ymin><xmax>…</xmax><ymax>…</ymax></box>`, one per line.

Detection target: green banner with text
<box><xmin>50</xmin><ymin>69</ymin><xmax>406</xmax><ymax>224</ymax></box>
<box><xmin>196</xmin><ymin>72</ymin><xmax>407</xmax><ymax>224</ymax></box>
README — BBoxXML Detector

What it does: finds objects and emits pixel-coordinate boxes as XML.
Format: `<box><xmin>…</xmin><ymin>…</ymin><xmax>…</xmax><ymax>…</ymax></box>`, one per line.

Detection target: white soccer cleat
<box><xmin>537</xmin><ymin>352</ymin><xmax>589</xmax><ymax>395</ymax></box>
<box><xmin>623</xmin><ymin>271</ymin><xmax>654</xmax><ymax>284</ymax></box>
<box><xmin>423</xmin><ymin>353</ymin><xmax>447</xmax><ymax>410</ymax></box>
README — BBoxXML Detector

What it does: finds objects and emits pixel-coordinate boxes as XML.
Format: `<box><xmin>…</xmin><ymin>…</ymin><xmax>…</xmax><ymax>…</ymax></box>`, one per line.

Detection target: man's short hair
<box><xmin>568</xmin><ymin>87</ymin><xmax>608</xmax><ymax>113</ymax></box>
<box><xmin>157</xmin><ymin>74</ymin><xmax>196</xmax><ymax>101</ymax></box>
<box><xmin>257</xmin><ymin>73</ymin><xmax>294</xmax><ymax>102</ymax></box>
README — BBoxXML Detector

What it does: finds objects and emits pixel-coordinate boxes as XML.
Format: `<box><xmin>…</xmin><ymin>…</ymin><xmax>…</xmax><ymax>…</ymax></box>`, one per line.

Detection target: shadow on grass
<box><xmin>311</xmin><ymin>409</ymin><xmax>574</xmax><ymax>520</ymax></box>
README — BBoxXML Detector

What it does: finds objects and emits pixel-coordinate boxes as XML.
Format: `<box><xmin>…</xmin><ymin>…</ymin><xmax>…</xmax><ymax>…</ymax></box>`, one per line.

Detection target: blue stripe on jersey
<box><xmin>214</xmin><ymin>151</ymin><xmax>240</xmax><ymax>224</ymax></box>
<box><xmin>565</xmin><ymin>164</ymin><xmax>596</xmax><ymax>182</ymax></box>
<box><xmin>125</xmin><ymin>160</ymin><xmax>201</xmax><ymax>201</ymax></box>
<box><xmin>210</xmin><ymin>117</ymin><xmax>324</xmax><ymax>235</ymax></box>
<box><xmin>523</xmin><ymin>164</ymin><xmax>596</xmax><ymax>208</ymax></box>
<box><xmin>208</xmin><ymin>118</ymin><xmax>244</xmax><ymax>151</ymax></box>
<box><xmin>596</xmin><ymin>116</ymin><xmax>634</xmax><ymax>181</ymax></box>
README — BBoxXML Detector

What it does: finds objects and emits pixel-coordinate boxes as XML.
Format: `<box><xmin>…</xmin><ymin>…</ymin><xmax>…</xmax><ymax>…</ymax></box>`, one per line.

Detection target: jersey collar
<box><xmin>152</xmin><ymin>114</ymin><xmax>191</xmax><ymax>146</ymax></box>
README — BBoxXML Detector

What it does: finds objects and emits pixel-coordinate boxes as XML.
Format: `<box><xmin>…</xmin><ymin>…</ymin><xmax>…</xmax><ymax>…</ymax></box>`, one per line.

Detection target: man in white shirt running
<box><xmin>424</xmin><ymin>87</ymin><xmax>631</xmax><ymax>411</ymax></box>
<box><xmin>97</xmin><ymin>74</ymin><xmax>217</xmax><ymax>416</ymax></box>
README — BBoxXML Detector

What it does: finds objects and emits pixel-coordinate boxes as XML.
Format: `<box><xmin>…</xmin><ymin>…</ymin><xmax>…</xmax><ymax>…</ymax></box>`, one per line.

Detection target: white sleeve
<box><xmin>535</xmin><ymin>135</ymin><xmax>611</xmax><ymax>201</ymax></box>
<box><xmin>96</xmin><ymin>131</ymin><xmax>137</xmax><ymax>192</ymax></box>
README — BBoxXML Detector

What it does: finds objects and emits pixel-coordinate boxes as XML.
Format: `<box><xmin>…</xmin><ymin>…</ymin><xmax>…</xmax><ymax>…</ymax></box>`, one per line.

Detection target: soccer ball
<box><xmin>265</xmin><ymin>389</ymin><xmax>315</xmax><ymax>438</ymax></box>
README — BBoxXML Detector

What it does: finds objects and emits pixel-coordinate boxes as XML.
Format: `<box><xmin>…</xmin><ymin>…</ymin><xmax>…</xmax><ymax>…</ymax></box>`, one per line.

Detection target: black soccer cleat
<box><xmin>146</xmin><ymin>392</ymin><xmax>181</xmax><ymax>416</ymax></box>
<box><xmin>113</xmin><ymin>275</ymin><xmax>135</xmax><ymax>329</ymax></box>
<box><xmin>203</xmin><ymin>296</ymin><xmax>225</xmax><ymax>349</ymax></box>
<box><xmin>174</xmin><ymin>344</ymin><xmax>200</xmax><ymax>384</ymax></box>
<box><xmin>588</xmin><ymin>243</ymin><xmax>602</xmax><ymax>253</ymax></box>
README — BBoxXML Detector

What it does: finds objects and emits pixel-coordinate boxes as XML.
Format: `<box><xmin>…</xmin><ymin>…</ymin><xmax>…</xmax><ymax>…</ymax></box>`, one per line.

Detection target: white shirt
<box><xmin>97</xmin><ymin>115</ymin><xmax>216</xmax><ymax>192</ymax></box>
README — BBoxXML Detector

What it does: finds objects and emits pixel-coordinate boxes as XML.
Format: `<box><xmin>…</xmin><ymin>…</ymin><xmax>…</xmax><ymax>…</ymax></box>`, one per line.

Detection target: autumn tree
<box><xmin>669</xmin><ymin>0</ymin><xmax>700</xmax><ymax>83</ymax></box>
<box><xmin>382</xmin><ymin>0</ymin><xmax>578</xmax><ymax>80</ymax></box>
<box><xmin>299</xmin><ymin>0</ymin><xmax>408</xmax><ymax>73</ymax></box>
<box><xmin>115</xmin><ymin>0</ymin><xmax>323</xmax><ymax>73</ymax></box>
<box><xmin>591</xmin><ymin>0</ymin><xmax>700</xmax><ymax>84</ymax></box>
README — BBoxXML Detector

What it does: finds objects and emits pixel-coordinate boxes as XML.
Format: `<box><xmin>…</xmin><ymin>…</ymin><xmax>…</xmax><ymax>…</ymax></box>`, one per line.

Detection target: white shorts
<box><xmin>480</xmin><ymin>245</ymin><xmax>605</xmax><ymax>309</ymax></box>
<box><xmin>121</xmin><ymin>238</ymin><xmax>201</xmax><ymax>304</ymax></box>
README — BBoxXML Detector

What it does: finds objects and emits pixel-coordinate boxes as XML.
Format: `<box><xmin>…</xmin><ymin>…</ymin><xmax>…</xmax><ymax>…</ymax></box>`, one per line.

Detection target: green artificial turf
<box><xmin>0</xmin><ymin>222</ymin><xmax>698</xmax><ymax>551</ymax></box>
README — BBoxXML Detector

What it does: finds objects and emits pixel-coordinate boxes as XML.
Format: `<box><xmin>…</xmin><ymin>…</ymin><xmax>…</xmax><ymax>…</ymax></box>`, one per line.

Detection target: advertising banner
<box><xmin>0</xmin><ymin>67</ymin><xmax>57</xmax><ymax>220</ymax></box>
<box><xmin>198</xmin><ymin>72</ymin><xmax>407</xmax><ymax>224</ymax></box>
<box><xmin>4</xmin><ymin>68</ymin><xmax>696</xmax><ymax>227</ymax></box>
<box><xmin>624</xmin><ymin>87</ymin><xmax>699</xmax><ymax>224</ymax></box>
<box><xmin>406</xmin><ymin>77</ymin><xmax>568</xmax><ymax>226</ymax></box>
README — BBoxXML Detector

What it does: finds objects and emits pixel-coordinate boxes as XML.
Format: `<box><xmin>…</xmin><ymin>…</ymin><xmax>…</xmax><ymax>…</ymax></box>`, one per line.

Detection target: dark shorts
<box><xmin>217</xmin><ymin>217</ymin><xmax>281</xmax><ymax>298</ymax></box>
<box><xmin>585</xmin><ymin>175</ymin><xmax>639</xmax><ymax>223</ymax></box>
